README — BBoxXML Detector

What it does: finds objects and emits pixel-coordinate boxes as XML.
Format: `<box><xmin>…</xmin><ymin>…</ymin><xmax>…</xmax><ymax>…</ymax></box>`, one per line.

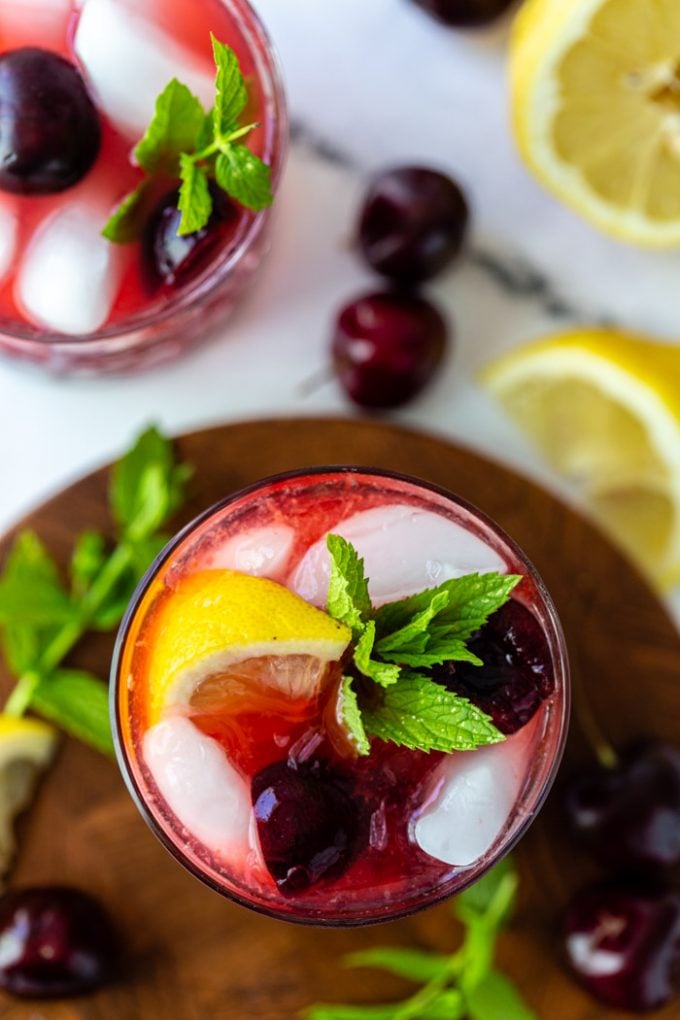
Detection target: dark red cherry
<box><xmin>0</xmin><ymin>48</ymin><xmax>101</xmax><ymax>195</ymax></box>
<box><xmin>433</xmin><ymin>599</ymin><xmax>554</xmax><ymax>734</ymax></box>
<box><xmin>565</xmin><ymin>742</ymin><xmax>680</xmax><ymax>871</ymax></box>
<box><xmin>412</xmin><ymin>0</ymin><xmax>516</xmax><ymax>26</ymax></box>
<box><xmin>358</xmin><ymin>167</ymin><xmax>469</xmax><ymax>282</ymax></box>
<box><xmin>142</xmin><ymin>184</ymin><xmax>240</xmax><ymax>290</ymax></box>
<box><xmin>252</xmin><ymin>760</ymin><xmax>359</xmax><ymax>894</ymax></box>
<box><xmin>563</xmin><ymin>882</ymin><xmax>680</xmax><ymax>1012</ymax></box>
<box><xmin>332</xmin><ymin>291</ymin><xmax>448</xmax><ymax>409</ymax></box>
<box><xmin>0</xmin><ymin>887</ymin><xmax>119</xmax><ymax>998</ymax></box>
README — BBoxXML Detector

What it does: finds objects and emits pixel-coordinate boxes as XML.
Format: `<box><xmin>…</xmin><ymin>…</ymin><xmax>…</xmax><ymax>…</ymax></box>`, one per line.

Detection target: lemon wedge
<box><xmin>0</xmin><ymin>715</ymin><xmax>58</xmax><ymax>879</ymax></box>
<box><xmin>144</xmin><ymin>570</ymin><xmax>351</xmax><ymax>725</ymax></box>
<box><xmin>511</xmin><ymin>0</ymin><xmax>680</xmax><ymax>245</ymax></box>
<box><xmin>481</xmin><ymin>329</ymin><xmax>680</xmax><ymax>588</ymax></box>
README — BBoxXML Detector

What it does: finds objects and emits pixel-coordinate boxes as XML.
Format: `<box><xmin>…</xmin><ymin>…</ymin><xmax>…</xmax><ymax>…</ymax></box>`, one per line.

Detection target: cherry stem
<box><xmin>572</xmin><ymin>666</ymin><xmax>619</xmax><ymax>770</ymax></box>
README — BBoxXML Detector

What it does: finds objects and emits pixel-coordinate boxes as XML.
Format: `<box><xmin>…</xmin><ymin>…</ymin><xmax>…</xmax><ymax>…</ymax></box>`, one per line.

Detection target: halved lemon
<box><xmin>0</xmin><ymin>715</ymin><xmax>58</xmax><ymax>878</ymax></box>
<box><xmin>143</xmin><ymin>570</ymin><xmax>351</xmax><ymax>725</ymax></box>
<box><xmin>481</xmin><ymin>329</ymin><xmax>680</xmax><ymax>588</ymax></box>
<box><xmin>511</xmin><ymin>0</ymin><xmax>680</xmax><ymax>245</ymax></box>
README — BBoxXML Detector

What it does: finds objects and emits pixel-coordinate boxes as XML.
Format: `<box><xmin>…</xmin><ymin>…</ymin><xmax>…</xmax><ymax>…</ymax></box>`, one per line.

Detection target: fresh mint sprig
<box><xmin>103</xmin><ymin>36</ymin><xmax>273</xmax><ymax>243</ymax></box>
<box><xmin>305</xmin><ymin>858</ymin><xmax>537</xmax><ymax>1020</ymax></box>
<box><xmin>0</xmin><ymin>426</ymin><xmax>192</xmax><ymax>753</ymax></box>
<box><xmin>325</xmin><ymin>534</ymin><xmax>520</xmax><ymax>756</ymax></box>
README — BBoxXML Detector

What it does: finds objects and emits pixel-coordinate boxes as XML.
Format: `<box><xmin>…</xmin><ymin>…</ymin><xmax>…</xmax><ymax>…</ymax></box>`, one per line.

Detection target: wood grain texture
<box><xmin>0</xmin><ymin>418</ymin><xmax>678</xmax><ymax>1020</ymax></box>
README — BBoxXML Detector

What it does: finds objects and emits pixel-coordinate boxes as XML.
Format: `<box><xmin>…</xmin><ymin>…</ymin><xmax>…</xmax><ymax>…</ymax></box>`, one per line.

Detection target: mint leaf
<box><xmin>307</xmin><ymin>1007</ymin><xmax>400</xmax><ymax>1020</ymax></box>
<box><xmin>110</xmin><ymin>426</ymin><xmax>191</xmax><ymax>542</ymax></box>
<box><xmin>102</xmin><ymin>181</ymin><xmax>152</xmax><ymax>243</ymax></box>
<box><xmin>363</xmin><ymin>674</ymin><xmax>504</xmax><ymax>753</ymax></box>
<box><xmin>326</xmin><ymin>535</ymin><xmax>372</xmax><ymax>635</ymax></box>
<box><xmin>465</xmin><ymin>971</ymin><xmax>536</xmax><ymax>1020</ymax></box>
<box><xmin>178</xmin><ymin>154</ymin><xmax>212</xmax><ymax>235</ymax></box>
<box><xmin>0</xmin><ymin>532</ymin><xmax>75</xmax><ymax>627</ymax></box>
<box><xmin>345</xmin><ymin>947</ymin><xmax>452</xmax><ymax>983</ymax></box>
<box><xmin>455</xmin><ymin>858</ymin><xmax>517</xmax><ymax>931</ymax></box>
<box><xmin>375</xmin><ymin>573</ymin><xmax>520</xmax><ymax>643</ymax></box>
<box><xmin>339</xmin><ymin>676</ymin><xmax>370</xmax><ymax>756</ymax></box>
<box><xmin>375</xmin><ymin>590</ymin><xmax>449</xmax><ymax>654</ymax></box>
<box><xmin>134</xmin><ymin>78</ymin><xmax>205</xmax><ymax>175</ymax></box>
<box><xmin>211</xmin><ymin>35</ymin><xmax>247</xmax><ymax>134</ymax></box>
<box><xmin>71</xmin><ymin>531</ymin><xmax>107</xmax><ymax>598</ymax></box>
<box><xmin>353</xmin><ymin>622</ymin><xmax>400</xmax><ymax>687</ymax></box>
<box><xmin>30</xmin><ymin>669</ymin><xmax>114</xmax><ymax>756</ymax></box>
<box><xmin>2</xmin><ymin>625</ymin><xmax>40</xmax><ymax>676</ymax></box>
<box><xmin>214</xmin><ymin>146</ymin><xmax>273</xmax><ymax>211</ymax></box>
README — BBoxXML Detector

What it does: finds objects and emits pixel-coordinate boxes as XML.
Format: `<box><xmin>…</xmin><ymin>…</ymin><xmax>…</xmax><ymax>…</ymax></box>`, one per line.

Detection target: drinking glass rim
<box><xmin>111</xmin><ymin>465</ymin><xmax>571</xmax><ymax>927</ymax></box>
<box><xmin>0</xmin><ymin>0</ymin><xmax>288</xmax><ymax>349</ymax></box>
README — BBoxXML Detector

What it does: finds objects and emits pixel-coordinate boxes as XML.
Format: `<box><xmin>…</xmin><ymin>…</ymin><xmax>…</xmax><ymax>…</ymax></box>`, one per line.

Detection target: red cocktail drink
<box><xmin>112</xmin><ymin>469</ymin><xmax>569</xmax><ymax>925</ymax></box>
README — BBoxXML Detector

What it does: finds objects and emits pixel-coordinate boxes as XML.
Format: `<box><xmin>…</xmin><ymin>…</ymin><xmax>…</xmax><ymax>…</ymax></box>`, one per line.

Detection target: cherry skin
<box><xmin>411</xmin><ymin>0</ymin><xmax>516</xmax><ymax>26</ymax></box>
<box><xmin>0</xmin><ymin>48</ymin><xmax>101</xmax><ymax>195</ymax></box>
<box><xmin>332</xmin><ymin>291</ymin><xmax>448</xmax><ymax>409</ymax></box>
<box><xmin>252</xmin><ymin>759</ymin><xmax>359</xmax><ymax>894</ymax></box>
<box><xmin>142</xmin><ymin>185</ymin><xmax>240</xmax><ymax>290</ymax></box>
<box><xmin>433</xmin><ymin>599</ymin><xmax>554</xmax><ymax>734</ymax></box>
<box><xmin>563</xmin><ymin>881</ymin><xmax>680</xmax><ymax>1012</ymax></box>
<box><xmin>565</xmin><ymin>742</ymin><xmax>680</xmax><ymax>871</ymax></box>
<box><xmin>0</xmin><ymin>887</ymin><xmax>119</xmax><ymax>998</ymax></box>
<box><xmin>358</xmin><ymin>167</ymin><xmax>469</xmax><ymax>283</ymax></box>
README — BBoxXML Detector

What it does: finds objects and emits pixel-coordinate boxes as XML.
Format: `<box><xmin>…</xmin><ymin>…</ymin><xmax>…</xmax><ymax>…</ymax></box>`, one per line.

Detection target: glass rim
<box><xmin>110</xmin><ymin>465</ymin><xmax>571</xmax><ymax>927</ymax></box>
<box><xmin>0</xmin><ymin>0</ymin><xmax>288</xmax><ymax>354</ymax></box>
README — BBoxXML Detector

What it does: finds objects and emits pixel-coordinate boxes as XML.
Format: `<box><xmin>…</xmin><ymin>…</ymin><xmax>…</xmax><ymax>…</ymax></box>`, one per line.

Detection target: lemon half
<box><xmin>144</xmin><ymin>570</ymin><xmax>351</xmax><ymax>725</ymax></box>
<box><xmin>511</xmin><ymin>0</ymin><xmax>680</xmax><ymax>245</ymax></box>
<box><xmin>481</xmin><ymin>329</ymin><xmax>680</xmax><ymax>588</ymax></box>
<box><xmin>0</xmin><ymin>715</ymin><xmax>58</xmax><ymax>879</ymax></box>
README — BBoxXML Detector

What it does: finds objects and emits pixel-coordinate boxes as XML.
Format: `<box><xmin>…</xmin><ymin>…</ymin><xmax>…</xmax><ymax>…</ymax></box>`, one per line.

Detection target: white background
<box><xmin>1</xmin><ymin>0</ymin><xmax>678</xmax><ymax>622</ymax></box>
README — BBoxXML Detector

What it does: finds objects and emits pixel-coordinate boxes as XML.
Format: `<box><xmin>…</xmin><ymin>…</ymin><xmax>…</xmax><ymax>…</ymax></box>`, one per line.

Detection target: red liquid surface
<box><xmin>0</xmin><ymin>0</ymin><xmax>268</xmax><ymax>333</ymax></box>
<box><xmin>117</xmin><ymin>472</ymin><xmax>567</xmax><ymax>924</ymax></box>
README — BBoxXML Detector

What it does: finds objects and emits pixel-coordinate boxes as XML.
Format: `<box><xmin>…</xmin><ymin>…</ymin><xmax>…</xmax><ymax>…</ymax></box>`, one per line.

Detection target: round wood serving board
<box><xmin>0</xmin><ymin>419</ymin><xmax>678</xmax><ymax>1020</ymax></box>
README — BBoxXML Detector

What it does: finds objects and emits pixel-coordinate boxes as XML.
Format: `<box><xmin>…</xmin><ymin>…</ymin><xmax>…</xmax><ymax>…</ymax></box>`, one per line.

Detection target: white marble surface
<box><xmin>0</xmin><ymin>0</ymin><xmax>678</xmax><ymax>621</ymax></box>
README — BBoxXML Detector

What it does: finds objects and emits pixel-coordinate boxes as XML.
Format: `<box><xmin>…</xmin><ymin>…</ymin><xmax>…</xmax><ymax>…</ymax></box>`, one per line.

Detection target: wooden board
<box><xmin>0</xmin><ymin>418</ymin><xmax>678</xmax><ymax>1020</ymax></box>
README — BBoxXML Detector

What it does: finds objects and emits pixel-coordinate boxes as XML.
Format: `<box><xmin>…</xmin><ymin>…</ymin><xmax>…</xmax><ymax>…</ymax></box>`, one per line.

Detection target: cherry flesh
<box><xmin>332</xmin><ymin>291</ymin><xmax>447</xmax><ymax>409</ymax></box>
<box><xmin>0</xmin><ymin>887</ymin><xmax>119</xmax><ymax>998</ymax></box>
<box><xmin>142</xmin><ymin>185</ymin><xmax>240</xmax><ymax>290</ymax></box>
<box><xmin>358</xmin><ymin>166</ymin><xmax>469</xmax><ymax>283</ymax></box>
<box><xmin>411</xmin><ymin>0</ymin><xmax>516</xmax><ymax>26</ymax></box>
<box><xmin>565</xmin><ymin>742</ymin><xmax>680</xmax><ymax>871</ymax></box>
<box><xmin>0</xmin><ymin>48</ymin><xmax>101</xmax><ymax>195</ymax></box>
<box><xmin>433</xmin><ymin>599</ymin><xmax>554</xmax><ymax>734</ymax></box>
<box><xmin>252</xmin><ymin>760</ymin><xmax>360</xmax><ymax>894</ymax></box>
<box><xmin>563</xmin><ymin>881</ymin><xmax>680</xmax><ymax>1012</ymax></box>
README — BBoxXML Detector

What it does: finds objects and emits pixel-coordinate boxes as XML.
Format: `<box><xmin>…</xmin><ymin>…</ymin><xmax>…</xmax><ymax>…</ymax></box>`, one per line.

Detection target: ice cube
<box><xmin>0</xmin><ymin>202</ymin><xmax>18</xmax><ymax>283</ymax></box>
<box><xmin>144</xmin><ymin>717</ymin><xmax>260</xmax><ymax>868</ymax></box>
<box><xmin>16</xmin><ymin>203</ymin><xmax>122</xmax><ymax>335</ymax></box>
<box><xmin>414</xmin><ymin>717</ymin><xmax>539</xmax><ymax>867</ymax></box>
<box><xmin>0</xmin><ymin>0</ymin><xmax>73</xmax><ymax>48</ymax></box>
<box><xmin>290</xmin><ymin>504</ymin><xmax>507</xmax><ymax>606</ymax></box>
<box><xmin>74</xmin><ymin>0</ymin><xmax>215</xmax><ymax>138</ymax></box>
<box><xmin>200</xmin><ymin>524</ymin><xmax>295</xmax><ymax>581</ymax></box>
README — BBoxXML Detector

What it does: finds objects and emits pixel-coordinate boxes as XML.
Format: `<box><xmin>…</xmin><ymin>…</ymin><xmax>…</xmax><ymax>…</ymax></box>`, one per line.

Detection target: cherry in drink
<box><xmin>112</xmin><ymin>469</ymin><xmax>569</xmax><ymax>925</ymax></box>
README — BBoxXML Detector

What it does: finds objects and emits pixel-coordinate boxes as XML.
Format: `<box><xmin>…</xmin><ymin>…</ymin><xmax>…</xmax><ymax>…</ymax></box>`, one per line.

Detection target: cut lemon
<box><xmin>481</xmin><ymin>329</ymin><xmax>680</xmax><ymax>588</ymax></box>
<box><xmin>0</xmin><ymin>715</ymin><xmax>58</xmax><ymax>878</ymax></box>
<box><xmin>143</xmin><ymin>570</ymin><xmax>351</xmax><ymax>725</ymax></box>
<box><xmin>511</xmin><ymin>0</ymin><xmax>680</xmax><ymax>245</ymax></box>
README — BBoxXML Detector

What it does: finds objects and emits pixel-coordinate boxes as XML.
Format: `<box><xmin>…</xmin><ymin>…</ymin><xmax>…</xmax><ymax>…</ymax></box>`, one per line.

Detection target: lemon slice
<box><xmin>481</xmin><ymin>329</ymin><xmax>680</xmax><ymax>588</ymax></box>
<box><xmin>511</xmin><ymin>0</ymin><xmax>680</xmax><ymax>245</ymax></box>
<box><xmin>0</xmin><ymin>715</ymin><xmax>58</xmax><ymax>879</ymax></box>
<box><xmin>144</xmin><ymin>570</ymin><xmax>351</xmax><ymax>725</ymax></box>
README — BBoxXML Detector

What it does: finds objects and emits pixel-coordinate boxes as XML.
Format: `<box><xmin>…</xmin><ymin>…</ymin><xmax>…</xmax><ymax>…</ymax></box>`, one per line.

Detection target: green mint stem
<box><xmin>190</xmin><ymin>121</ymin><xmax>259</xmax><ymax>164</ymax></box>
<box><xmin>393</xmin><ymin>960</ymin><xmax>460</xmax><ymax>1020</ymax></box>
<box><xmin>3</xmin><ymin>542</ymin><xmax>134</xmax><ymax>719</ymax></box>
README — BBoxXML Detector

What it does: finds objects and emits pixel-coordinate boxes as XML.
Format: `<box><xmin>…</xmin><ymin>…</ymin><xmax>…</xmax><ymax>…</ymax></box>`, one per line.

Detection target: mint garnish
<box><xmin>325</xmin><ymin>534</ymin><xmax>520</xmax><ymax>756</ymax></box>
<box><xmin>103</xmin><ymin>36</ymin><xmax>273</xmax><ymax>243</ymax></box>
<box><xmin>0</xmin><ymin>426</ymin><xmax>192</xmax><ymax>753</ymax></box>
<box><xmin>306</xmin><ymin>858</ymin><xmax>537</xmax><ymax>1020</ymax></box>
